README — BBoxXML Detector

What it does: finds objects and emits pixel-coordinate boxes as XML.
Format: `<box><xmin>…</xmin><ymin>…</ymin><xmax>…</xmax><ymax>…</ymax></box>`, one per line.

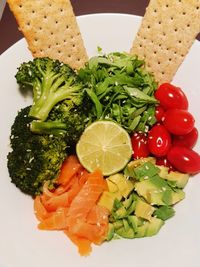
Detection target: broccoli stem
<box><xmin>31</xmin><ymin>120</ymin><xmax>67</xmax><ymax>136</ymax></box>
<box><xmin>29</xmin><ymin>82</ymin><xmax>82</xmax><ymax>121</ymax></box>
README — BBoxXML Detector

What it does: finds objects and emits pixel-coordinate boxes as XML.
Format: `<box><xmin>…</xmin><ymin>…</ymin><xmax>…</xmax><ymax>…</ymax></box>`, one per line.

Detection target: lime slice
<box><xmin>76</xmin><ymin>120</ymin><xmax>132</xmax><ymax>176</ymax></box>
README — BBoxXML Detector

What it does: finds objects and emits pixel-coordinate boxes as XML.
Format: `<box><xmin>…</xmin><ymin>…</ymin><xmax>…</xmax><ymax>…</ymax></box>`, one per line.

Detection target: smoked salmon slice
<box><xmin>34</xmin><ymin>156</ymin><xmax>110</xmax><ymax>256</ymax></box>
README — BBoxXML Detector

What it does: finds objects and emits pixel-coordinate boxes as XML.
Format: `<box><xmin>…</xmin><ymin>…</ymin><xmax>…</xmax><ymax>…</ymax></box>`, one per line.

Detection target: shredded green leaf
<box><xmin>78</xmin><ymin>52</ymin><xmax>158</xmax><ymax>133</ymax></box>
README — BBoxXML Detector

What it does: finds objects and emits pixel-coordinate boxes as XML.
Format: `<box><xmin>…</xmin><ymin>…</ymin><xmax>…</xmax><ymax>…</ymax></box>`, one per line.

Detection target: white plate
<box><xmin>0</xmin><ymin>13</ymin><xmax>200</xmax><ymax>267</ymax></box>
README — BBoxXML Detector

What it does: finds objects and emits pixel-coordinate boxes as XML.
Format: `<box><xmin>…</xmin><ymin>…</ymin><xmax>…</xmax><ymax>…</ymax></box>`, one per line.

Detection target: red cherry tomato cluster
<box><xmin>131</xmin><ymin>83</ymin><xmax>200</xmax><ymax>174</ymax></box>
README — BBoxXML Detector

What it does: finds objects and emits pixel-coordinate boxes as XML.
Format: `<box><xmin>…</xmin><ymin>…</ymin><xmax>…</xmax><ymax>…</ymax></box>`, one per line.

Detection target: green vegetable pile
<box><xmin>7</xmin><ymin>106</ymin><xmax>67</xmax><ymax>196</ymax></box>
<box><xmin>78</xmin><ymin>52</ymin><xmax>158</xmax><ymax>132</ymax></box>
<box><xmin>7</xmin><ymin>53</ymin><xmax>159</xmax><ymax>196</ymax></box>
<box><xmin>105</xmin><ymin>158</ymin><xmax>188</xmax><ymax>240</ymax></box>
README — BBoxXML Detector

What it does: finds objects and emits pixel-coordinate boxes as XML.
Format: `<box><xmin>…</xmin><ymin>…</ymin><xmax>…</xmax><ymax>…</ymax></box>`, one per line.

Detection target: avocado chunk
<box><xmin>98</xmin><ymin>191</ymin><xmax>118</xmax><ymax>211</ymax></box>
<box><xmin>134</xmin><ymin>175</ymin><xmax>185</xmax><ymax>206</ymax></box>
<box><xmin>165</xmin><ymin>171</ymin><xmax>189</xmax><ymax>189</ymax></box>
<box><xmin>98</xmin><ymin>173</ymin><xmax>135</xmax><ymax>211</ymax></box>
<box><xmin>115</xmin><ymin>226</ymin><xmax>135</xmax><ymax>239</ymax></box>
<box><xmin>136</xmin><ymin>217</ymin><xmax>164</xmax><ymax>238</ymax></box>
<box><xmin>106</xmin><ymin>179</ymin><xmax>119</xmax><ymax>193</ymax></box>
<box><xmin>133</xmin><ymin>162</ymin><xmax>160</xmax><ymax>181</ymax></box>
<box><xmin>127</xmin><ymin>215</ymin><xmax>143</xmax><ymax>232</ymax></box>
<box><xmin>157</xmin><ymin>165</ymin><xmax>169</xmax><ymax>179</ymax></box>
<box><xmin>153</xmin><ymin>206</ymin><xmax>175</xmax><ymax>220</ymax></box>
<box><xmin>124</xmin><ymin>157</ymin><xmax>156</xmax><ymax>177</ymax></box>
<box><xmin>107</xmin><ymin>223</ymin><xmax>115</xmax><ymax>241</ymax></box>
<box><xmin>107</xmin><ymin>173</ymin><xmax>135</xmax><ymax>198</ymax></box>
<box><xmin>156</xmin><ymin>165</ymin><xmax>189</xmax><ymax>189</ymax></box>
<box><xmin>135</xmin><ymin>199</ymin><xmax>155</xmax><ymax>221</ymax></box>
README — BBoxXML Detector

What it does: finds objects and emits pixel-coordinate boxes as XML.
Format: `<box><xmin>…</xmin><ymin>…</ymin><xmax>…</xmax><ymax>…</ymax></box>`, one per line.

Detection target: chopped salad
<box><xmin>7</xmin><ymin>52</ymin><xmax>200</xmax><ymax>255</ymax></box>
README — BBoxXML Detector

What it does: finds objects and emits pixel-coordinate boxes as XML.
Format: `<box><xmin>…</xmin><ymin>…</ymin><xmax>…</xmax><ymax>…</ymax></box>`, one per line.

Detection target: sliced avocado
<box><xmin>145</xmin><ymin>217</ymin><xmax>164</xmax><ymax>237</ymax></box>
<box><xmin>124</xmin><ymin>157</ymin><xmax>156</xmax><ymax>177</ymax></box>
<box><xmin>115</xmin><ymin>226</ymin><xmax>135</xmax><ymax>239</ymax></box>
<box><xmin>134</xmin><ymin>175</ymin><xmax>185</xmax><ymax>206</ymax></box>
<box><xmin>108</xmin><ymin>173</ymin><xmax>134</xmax><ymax>198</ymax></box>
<box><xmin>135</xmin><ymin>199</ymin><xmax>155</xmax><ymax>221</ymax></box>
<box><xmin>165</xmin><ymin>171</ymin><xmax>189</xmax><ymax>189</ymax></box>
<box><xmin>106</xmin><ymin>223</ymin><xmax>115</xmax><ymax>241</ymax></box>
<box><xmin>171</xmin><ymin>189</ymin><xmax>185</xmax><ymax>204</ymax></box>
<box><xmin>134</xmin><ymin>179</ymin><xmax>165</xmax><ymax>205</ymax></box>
<box><xmin>134</xmin><ymin>162</ymin><xmax>160</xmax><ymax>181</ymax></box>
<box><xmin>153</xmin><ymin>206</ymin><xmax>175</xmax><ymax>220</ymax></box>
<box><xmin>114</xmin><ymin>206</ymin><xmax>127</xmax><ymax>219</ymax></box>
<box><xmin>123</xmin><ymin>194</ymin><xmax>134</xmax><ymax>209</ymax></box>
<box><xmin>123</xmin><ymin>219</ymin><xmax>130</xmax><ymax>232</ymax></box>
<box><xmin>127</xmin><ymin>201</ymin><xmax>136</xmax><ymax>215</ymax></box>
<box><xmin>135</xmin><ymin>222</ymin><xmax>148</xmax><ymax>238</ymax></box>
<box><xmin>157</xmin><ymin>165</ymin><xmax>169</xmax><ymax>179</ymax></box>
<box><xmin>107</xmin><ymin>179</ymin><xmax>119</xmax><ymax>193</ymax></box>
<box><xmin>126</xmin><ymin>157</ymin><xmax>156</xmax><ymax>171</ymax></box>
<box><xmin>127</xmin><ymin>215</ymin><xmax>143</xmax><ymax>232</ymax></box>
<box><xmin>98</xmin><ymin>191</ymin><xmax>118</xmax><ymax>211</ymax></box>
<box><xmin>135</xmin><ymin>217</ymin><xmax>164</xmax><ymax>238</ymax></box>
<box><xmin>113</xmin><ymin>220</ymin><xmax>124</xmax><ymax>230</ymax></box>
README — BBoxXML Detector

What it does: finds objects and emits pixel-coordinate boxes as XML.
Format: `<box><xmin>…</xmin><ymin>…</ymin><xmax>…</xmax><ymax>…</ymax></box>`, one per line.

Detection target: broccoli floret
<box><xmin>30</xmin><ymin>100</ymin><xmax>94</xmax><ymax>151</ymax></box>
<box><xmin>7</xmin><ymin>106</ymin><xmax>67</xmax><ymax>196</ymax></box>
<box><xmin>15</xmin><ymin>57</ymin><xmax>84</xmax><ymax>121</ymax></box>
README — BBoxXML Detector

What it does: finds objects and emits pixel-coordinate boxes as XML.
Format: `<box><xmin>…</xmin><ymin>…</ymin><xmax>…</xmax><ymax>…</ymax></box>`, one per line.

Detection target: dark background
<box><xmin>0</xmin><ymin>0</ymin><xmax>199</xmax><ymax>55</ymax></box>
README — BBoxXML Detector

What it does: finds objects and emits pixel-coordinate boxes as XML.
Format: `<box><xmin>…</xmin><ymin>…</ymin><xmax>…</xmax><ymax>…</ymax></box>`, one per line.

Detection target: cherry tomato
<box><xmin>155</xmin><ymin>83</ymin><xmax>188</xmax><ymax>110</ymax></box>
<box><xmin>155</xmin><ymin>105</ymin><xmax>165</xmax><ymax>121</ymax></box>
<box><xmin>131</xmin><ymin>132</ymin><xmax>150</xmax><ymax>159</ymax></box>
<box><xmin>162</xmin><ymin>109</ymin><xmax>195</xmax><ymax>135</ymax></box>
<box><xmin>147</xmin><ymin>124</ymin><xmax>172</xmax><ymax>157</ymax></box>
<box><xmin>167</xmin><ymin>146</ymin><xmax>200</xmax><ymax>174</ymax></box>
<box><xmin>172</xmin><ymin>127</ymin><xmax>198</xmax><ymax>149</ymax></box>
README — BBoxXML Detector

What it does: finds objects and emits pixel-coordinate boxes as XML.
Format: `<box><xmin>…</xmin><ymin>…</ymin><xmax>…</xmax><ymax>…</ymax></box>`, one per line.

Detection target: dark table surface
<box><xmin>1</xmin><ymin>0</ymin><xmax>199</xmax><ymax>55</ymax></box>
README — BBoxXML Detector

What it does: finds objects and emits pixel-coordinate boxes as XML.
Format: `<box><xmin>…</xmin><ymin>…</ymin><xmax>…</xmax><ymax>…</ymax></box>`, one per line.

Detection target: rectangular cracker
<box><xmin>130</xmin><ymin>0</ymin><xmax>200</xmax><ymax>84</ymax></box>
<box><xmin>7</xmin><ymin>0</ymin><xmax>88</xmax><ymax>69</ymax></box>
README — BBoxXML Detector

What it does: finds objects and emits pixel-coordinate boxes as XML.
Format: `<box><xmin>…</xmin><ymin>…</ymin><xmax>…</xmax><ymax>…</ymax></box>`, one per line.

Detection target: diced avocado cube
<box><xmin>127</xmin><ymin>215</ymin><xmax>140</xmax><ymax>232</ymax></box>
<box><xmin>123</xmin><ymin>219</ymin><xmax>130</xmax><ymax>232</ymax></box>
<box><xmin>113</xmin><ymin>220</ymin><xmax>124</xmax><ymax>230</ymax></box>
<box><xmin>134</xmin><ymin>174</ymin><xmax>185</xmax><ymax>206</ymax></box>
<box><xmin>115</xmin><ymin>226</ymin><xmax>135</xmax><ymax>239</ymax></box>
<box><xmin>98</xmin><ymin>191</ymin><xmax>116</xmax><ymax>211</ymax></box>
<box><xmin>106</xmin><ymin>223</ymin><xmax>115</xmax><ymax>241</ymax></box>
<box><xmin>161</xmin><ymin>189</ymin><xmax>173</xmax><ymax>205</ymax></box>
<box><xmin>135</xmin><ymin>199</ymin><xmax>155</xmax><ymax>221</ymax></box>
<box><xmin>134</xmin><ymin>179</ymin><xmax>165</xmax><ymax>205</ymax></box>
<box><xmin>171</xmin><ymin>189</ymin><xmax>185</xmax><ymax>204</ymax></box>
<box><xmin>108</xmin><ymin>173</ymin><xmax>134</xmax><ymax>198</ymax></box>
<box><xmin>124</xmin><ymin>157</ymin><xmax>156</xmax><ymax>177</ymax></box>
<box><xmin>157</xmin><ymin>165</ymin><xmax>169</xmax><ymax>179</ymax></box>
<box><xmin>135</xmin><ymin>217</ymin><xmax>164</xmax><ymax>238</ymax></box>
<box><xmin>134</xmin><ymin>162</ymin><xmax>160</xmax><ymax>181</ymax></box>
<box><xmin>114</xmin><ymin>206</ymin><xmax>127</xmax><ymax>219</ymax></box>
<box><xmin>145</xmin><ymin>217</ymin><xmax>164</xmax><ymax>237</ymax></box>
<box><xmin>107</xmin><ymin>179</ymin><xmax>119</xmax><ymax>193</ymax></box>
<box><xmin>153</xmin><ymin>206</ymin><xmax>175</xmax><ymax>221</ymax></box>
<box><xmin>147</xmin><ymin>190</ymin><xmax>166</xmax><ymax>206</ymax></box>
<box><xmin>108</xmin><ymin>173</ymin><xmax>124</xmax><ymax>185</ymax></box>
<box><xmin>113</xmin><ymin>198</ymin><xmax>123</xmax><ymax>210</ymax></box>
<box><xmin>123</xmin><ymin>194</ymin><xmax>134</xmax><ymax>209</ymax></box>
<box><xmin>127</xmin><ymin>201</ymin><xmax>136</xmax><ymax>215</ymax></box>
<box><xmin>166</xmin><ymin>171</ymin><xmax>189</xmax><ymax>189</ymax></box>
<box><xmin>119</xmin><ymin>179</ymin><xmax>135</xmax><ymax>198</ymax></box>
<box><xmin>135</xmin><ymin>223</ymin><xmax>148</xmax><ymax>238</ymax></box>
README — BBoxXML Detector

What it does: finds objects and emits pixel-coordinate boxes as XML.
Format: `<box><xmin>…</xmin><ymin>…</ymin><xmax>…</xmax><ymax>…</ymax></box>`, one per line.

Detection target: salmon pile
<box><xmin>34</xmin><ymin>155</ymin><xmax>110</xmax><ymax>256</ymax></box>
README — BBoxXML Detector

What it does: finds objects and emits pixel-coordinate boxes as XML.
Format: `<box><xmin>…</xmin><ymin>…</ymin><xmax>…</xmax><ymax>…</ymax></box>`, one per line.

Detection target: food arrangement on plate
<box><xmin>6</xmin><ymin>0</ymin><xmax>200</xmax><ymax>256</ymax></box>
